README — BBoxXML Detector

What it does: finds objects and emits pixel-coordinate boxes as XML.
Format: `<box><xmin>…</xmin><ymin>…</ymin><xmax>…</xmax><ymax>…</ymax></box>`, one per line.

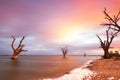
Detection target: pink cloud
<box><xmin>0</xmin><ymin>0</ymin><xmax>120</xmax><ymax>55</ymax></box>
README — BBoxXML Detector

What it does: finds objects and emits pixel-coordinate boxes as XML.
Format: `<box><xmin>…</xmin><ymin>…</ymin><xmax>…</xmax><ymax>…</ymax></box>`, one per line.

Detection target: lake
<box><xmin>0</xmin><ymin>55</ymin><xmax>99</xmax><ymax>80</ymax></box>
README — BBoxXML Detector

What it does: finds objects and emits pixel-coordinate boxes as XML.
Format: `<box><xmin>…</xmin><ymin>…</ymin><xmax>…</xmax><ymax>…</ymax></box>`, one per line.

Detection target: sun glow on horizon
<box><xmin>61</xmin><ymin>28</ymin><xmax>80</xmax><ymax>42</ymax></box>
<box><xmin>56</xmin><ymin>25</ymin><xmax>85</xmax><ymax>44</ymax></box>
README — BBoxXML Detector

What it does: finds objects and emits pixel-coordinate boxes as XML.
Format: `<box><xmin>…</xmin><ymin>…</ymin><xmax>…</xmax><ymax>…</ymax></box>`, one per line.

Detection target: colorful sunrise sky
<box><xmin>0</xmin><ymin>0</ymin><xmax>120</xmax><ymax>55</ymax></box>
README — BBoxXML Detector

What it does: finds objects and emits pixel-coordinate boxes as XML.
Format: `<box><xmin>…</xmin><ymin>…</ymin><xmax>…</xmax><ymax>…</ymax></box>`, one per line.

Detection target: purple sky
<box><xmin>0</xmin><ymin>0</ymin><xmax>120</xmax><ymax>55</ymax></box>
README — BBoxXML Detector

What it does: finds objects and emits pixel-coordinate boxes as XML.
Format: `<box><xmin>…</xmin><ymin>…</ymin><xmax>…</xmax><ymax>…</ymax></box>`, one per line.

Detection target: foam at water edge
<box><xmin>42</xmin><ymin>57</ymin><xmax>100</xmax><ymax>80</ymax></box>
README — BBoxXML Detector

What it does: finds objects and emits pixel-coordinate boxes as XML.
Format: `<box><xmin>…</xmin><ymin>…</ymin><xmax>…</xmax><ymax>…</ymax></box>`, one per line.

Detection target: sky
<box><xmin>0</xmin><ymin>0</ymin><xmax>120</xmax><ymax>55</ymax></box>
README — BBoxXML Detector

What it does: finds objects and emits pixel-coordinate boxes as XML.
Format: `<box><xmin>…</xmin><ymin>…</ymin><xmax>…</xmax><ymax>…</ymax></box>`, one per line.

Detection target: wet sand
<box><xmin>0</xmin><ymin>55</ymin><xmax>96</xmax><ymax>80</ymax></box>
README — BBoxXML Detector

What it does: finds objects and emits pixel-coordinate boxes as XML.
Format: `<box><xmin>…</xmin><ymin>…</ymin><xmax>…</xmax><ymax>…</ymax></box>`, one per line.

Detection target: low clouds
<box><xmin>0</xmin><ymin>0</ymin><xmax>120</xmax><ymax>55</ymax></box>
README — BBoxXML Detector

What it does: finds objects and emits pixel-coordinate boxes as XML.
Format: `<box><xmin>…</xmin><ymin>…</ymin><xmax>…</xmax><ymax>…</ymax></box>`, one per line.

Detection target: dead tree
<box><xmin>102</xmin><ymin>8</ymin><xmax>120</xmax><ymax>31</ymax></box>
<box><xmin>97</xmin><ymin>27</ymin><xmax>118</xmax><ymax>58</ymax></box>
<box><xmin>11</xmin><ymin>36</ymin><xmax>28</xmax><ymax>59</ymax></box>
<box><xmin>60</xmin><ymin>46</ymin><xmax>68</xmax><ymax>58</ymax></box>
<box><xmin>97</xmin><ymin>8</ymin><xmax>120</xmax><ymax>58</ymax></box>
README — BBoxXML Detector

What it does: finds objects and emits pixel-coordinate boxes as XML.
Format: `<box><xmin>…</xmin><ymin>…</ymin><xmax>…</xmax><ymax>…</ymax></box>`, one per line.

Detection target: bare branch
<box><xmin>103</xmin><ymin>8</ymin><xmax>115</xmax><ymax>23</ymax></box>
<box><xmin>97</xmin><ymin>8</ymin><xmax>120</xmax><ymax>59</ymax></box>
<box><xmin>96</xmin><ymin>35</ymin><xmax>105</xmax><ymax>49</ymax></box>
<box><xmin>102</xmin><ymin>8</ymin><xmax>120</xmax><ymax>31</ymax></box>
<box><xmin>96</xmin><ymin>35</ymin><xmax>102</xmax><ymax>42</ymax></box>
<box><xmin>115</xmin><ymin>10</ymin><xmax>120</xmax><ymax>21</ymax></box>
<box><xmin>60</xmin><ymin>46</ymin><xmax>68</xmax><ymax>58</ymax></box>
<box><xmin>97</xmin><ymin>27</ymin><xmax>118</xmax><ymax>58</ymax></box>
<box><xmin>17</xmin><ymin>36</ymin><xmax>25</xmax><ymax>50</ymax></box>
<box><xmin>106</xmin><ymin>30</ymin><xmax>109</xmax><ymax>46</ymax></box>
<box><xmin>22</xmin><ymin>50</ymin><xmax>28</xmax><ymax>52</ymax></box>
<box><xmin>11</xmin><ymin>36</ymin><xmax>27</xmax><ymax>59</ymax></box>
<box><xmin>11</xmin><ymin>36</ymin><xmax>15</xmax><ymax>50</ymax></box>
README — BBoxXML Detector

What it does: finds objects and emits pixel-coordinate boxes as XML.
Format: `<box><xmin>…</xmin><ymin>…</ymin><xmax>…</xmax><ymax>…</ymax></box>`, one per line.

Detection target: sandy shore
<box><xmin>87</xmin><ymin>58</ymin><xmax>120</xmax><ymax>80</ymax></box>
<box><xmin>43</xmin><ymin>58</ymin><xmax>120</xmax><ymax>80</ymax></box>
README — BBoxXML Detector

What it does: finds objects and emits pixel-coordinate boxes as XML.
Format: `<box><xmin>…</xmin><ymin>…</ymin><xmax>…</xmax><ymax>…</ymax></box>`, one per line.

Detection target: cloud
<box><xmin>0</xmin><ymin>0</ymin><xmax>120</xmax><ymax>55</ymax></box>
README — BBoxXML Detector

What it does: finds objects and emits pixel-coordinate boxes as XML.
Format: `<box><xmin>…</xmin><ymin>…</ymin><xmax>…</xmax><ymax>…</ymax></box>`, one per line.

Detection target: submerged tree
<box><xmin>60</xmin><ymin>46</ymin><xmax>68</xmax><ymax>58</ymax></box>
<box><xmin>11</xmin><ymin>36</ymin><xmax>28</xmax><ymax>59</ymax></box>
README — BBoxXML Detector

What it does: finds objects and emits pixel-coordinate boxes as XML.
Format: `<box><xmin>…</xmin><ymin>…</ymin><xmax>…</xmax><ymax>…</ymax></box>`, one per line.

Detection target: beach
<box><xmin>45</xmin><ymin>57</ymin><xmax>120</xmax><ymax>80</ymax></box>
<box><xmin>0</xmin><ymin>55</ymin><xmax>97</xmax><ymax>80</ymax></box>
<box><xmin>87</xmin><ymin>58</ymin><xmax>120</xmax><ymax>80</ymax></box>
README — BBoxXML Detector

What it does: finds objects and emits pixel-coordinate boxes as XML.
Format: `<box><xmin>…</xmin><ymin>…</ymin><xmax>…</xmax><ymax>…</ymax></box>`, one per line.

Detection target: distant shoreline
<box><xmin>0</xmin><ymin>55</ymin><xmax>102</xmax><ymax>56</ymax></box>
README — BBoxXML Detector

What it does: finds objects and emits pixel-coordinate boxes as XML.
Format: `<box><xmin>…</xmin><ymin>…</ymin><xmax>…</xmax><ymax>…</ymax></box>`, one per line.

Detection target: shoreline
<box><xmin>43</xmin><ymin>57</ymin><xmax>99</xmax><ymax>80</ymax></box>
<box><xmin>0</xmin><ymin>55</ymin><xmax>96</xmax><ymax>80</ymax></box>
<box><xmin>43</xmin><ymin>57</ymin><xmax>120</xmax><ymax>80</ymax></box>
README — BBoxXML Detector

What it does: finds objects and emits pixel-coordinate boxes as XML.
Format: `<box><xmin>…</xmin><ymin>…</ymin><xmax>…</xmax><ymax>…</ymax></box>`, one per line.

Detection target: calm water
<box><xmin>0</xmin><ymin>55</ymin><xmax>99</xmax><ymax>80</ymax></box>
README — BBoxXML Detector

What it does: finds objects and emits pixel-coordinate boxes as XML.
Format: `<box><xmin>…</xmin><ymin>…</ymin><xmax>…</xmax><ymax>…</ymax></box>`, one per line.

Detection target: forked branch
<box><xmin>102</xmin><ymin>8</ymin><xmax>120</xmax><ymax>31</ymax></box>
<box><xmin>97</xmin><ymin>28</ymin><xmax>118</xmax><ymax>58</ymax></box>
<box><xmin>11</xmin><ymin>36</ymin><xmax>27</xmax><ymax>59</ymax></box>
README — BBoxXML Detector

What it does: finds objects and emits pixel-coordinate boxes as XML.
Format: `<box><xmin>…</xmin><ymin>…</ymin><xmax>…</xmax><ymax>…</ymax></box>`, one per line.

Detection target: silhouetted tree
<box><xmin>60</xmin><ymin>46</ymin><xmax>68</xmax><ymax>58</ymax></box>
<box><xmin>11</xmin><ymin>36</ymin><xmax>28</xmax><ymax>59</ymax></box>
<box><xmin>97</xmin><ymin>8</ymin><xmax>120</xmax><ymax>58</ymax></box>
<box><xmin>97</xmin><ymin>27</ymin><xmax>118</xmax><ymax>58</ymax></box>
<box><xmin>83</xmin><ymin>53</ymin><xmax>86</xmax><ymax>57</ymax></box>
<box><xmin>102</xmin><ymin>8</ymin><xmax>120</xmax><ymax>31</ymax></box>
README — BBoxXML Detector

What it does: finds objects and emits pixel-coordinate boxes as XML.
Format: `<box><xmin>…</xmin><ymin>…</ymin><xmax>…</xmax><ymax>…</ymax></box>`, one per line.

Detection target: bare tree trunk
<box><xmin>61</xmin><ymin>46</ymin><xmax>68</xmax><ymax>58</ymax></box>
<box><xmin>103</xmin><ymin>48</ymin><xmax>110</xmax><ymax>58</ymax></box>
<box><xmin>11</xmin><ymin>36</ymin><xmax>27</xmax><ymax>59</ymax></box>
<box><xmin>98</xmin><ymin>8</ymin><xmax>120</xmax><ymax>58</ymax></box>
<box><xmin>63</xmin><ymin>54</ymin><xmax>66</xmax><ymax>58</ymax></box>
<box><xmin>97</xmin><ymin>27</ymin><xmax>118</xmax><ymax>59</ymax></box>
<box><xmin>11</xmin><ymin>52</ymin><xmax>18</xmax><ymax>59</ymax></box>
